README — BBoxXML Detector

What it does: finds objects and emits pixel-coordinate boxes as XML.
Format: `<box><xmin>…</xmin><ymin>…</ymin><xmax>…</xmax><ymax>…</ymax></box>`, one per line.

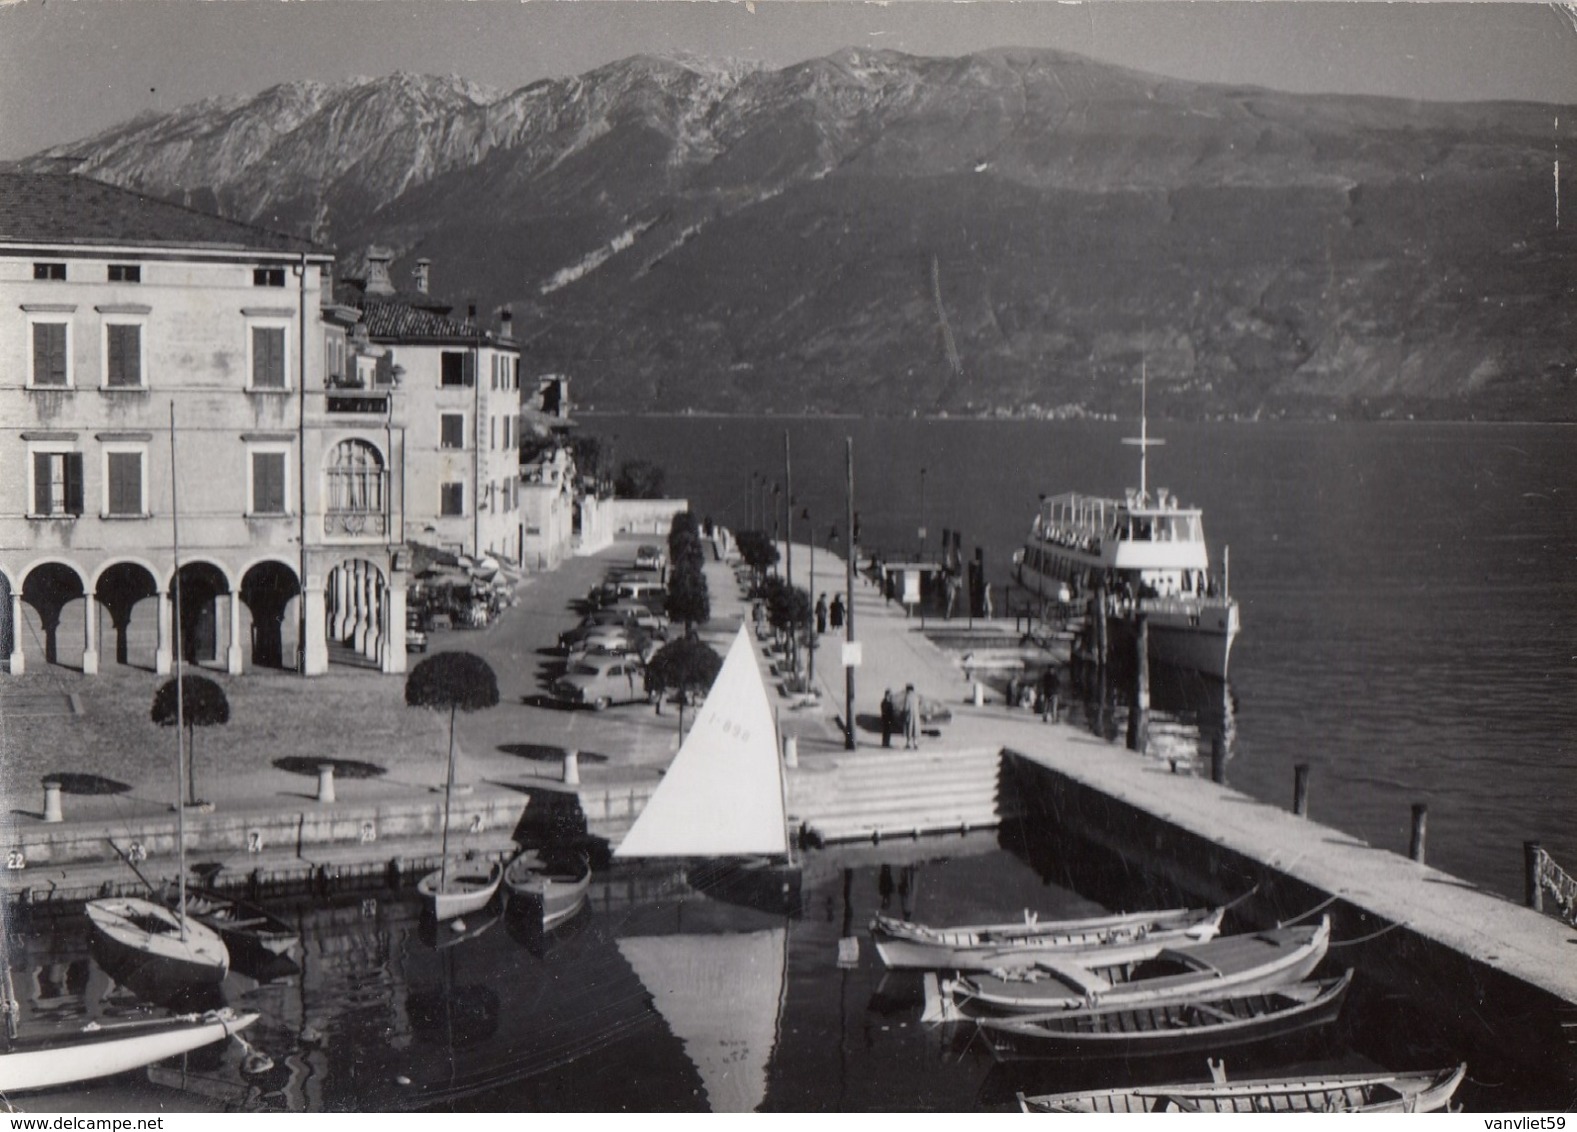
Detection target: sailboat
<box><xmin>86</xmin><ymin>405</ymin><xmax>230</xmax><ymax>996</ymax></box>
<box><xmin>614</xmin><ymin>624</ymin><xmax>800</xmax><ymax>911</ymax></box>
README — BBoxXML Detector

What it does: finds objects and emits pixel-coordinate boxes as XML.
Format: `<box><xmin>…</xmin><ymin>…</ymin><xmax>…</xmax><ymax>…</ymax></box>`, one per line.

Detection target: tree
<box><xmin>615</xmin><ymin>459</ymin><xmax>667</xmax><ymax>500</ymax></box>
<box><xmin>665</xmin><ymin>562</ymin><xmax>711</xmax><ymax>633</ymax></box>
<box><xmin>735</xmin><ymin>530</ymin><xmax>779</xmax><ymax>584</ymax></box>
<box><xmin>151</xmin><ymin>674</ymin><xmax>230</xmax><ymax>807</ymax></box>
<box><xmin>645</xmin><ymin>638</ymin><xmax>722</xmax><ymax>732</ymax></box>
<box><xmin>405</xmin><ymin>651</ymin><xmax>500</xmax><ymax>791</ymax></box>
<box><xmin>761</xmin><ymin>576</ymin><xmax>811</xmax><ymax>640</ymax></box>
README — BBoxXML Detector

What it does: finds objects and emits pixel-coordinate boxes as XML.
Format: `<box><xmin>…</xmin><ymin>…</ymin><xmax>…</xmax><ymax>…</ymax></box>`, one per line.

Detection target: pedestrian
<box><xmin>902</xmin><ymin>683</ymin><xmax>920</xmax><ymax>749</ymax></box>
<box><xmin>983</xmin><ymin>583</ymin><xmax>994</xmax><ymax>620</ymax></box>
<box><xmin>829</xmin><ymin>594</ymin><xmax>845</xmax><ymax>630</ymax></box>
<box><xmin>1041</xmin><ymin>666</ymin><xmax>1060</xmax><ymax>723</ymax></box>
<box><xmin>815</xmin><ymin>594</ymin><xmax>828</xmax><ymax>635</ymax></box>
<box><xmin>880</xmin><ymin>689</ymin><xmax>895</xmax><ymax>748</ymax></box>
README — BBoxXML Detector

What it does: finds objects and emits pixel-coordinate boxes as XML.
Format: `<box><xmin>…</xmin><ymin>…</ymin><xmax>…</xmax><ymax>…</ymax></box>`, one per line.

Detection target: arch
<box><xmin>324</xmin><ymin>556</ymin><xmax>390</xmax><ymax>669</ymax></box>
<box><xmin>95</xmin><ymin>560</ymin><xmax>161</xmax><ymax>670</ymax></box>
<box><xmin>240</xmin><ymin>560</ymin><xmax>301</xmax><ymax>670</ymax></box>
<box><xmin>88</xmin><ymin>556</ymin><xmax>164</xmax><ymax>593</ymax></box>
<box><xmin>172</xmin><ymin>560</ymin><xmax>232</xmax><ymax>668</ymax></box>
<box><xmin>323</xmin><ymin>438</ymin><xmax>389</xmax><ymax>539</ymax></box>
<box><xmin>19</xmin><ymin>561</ymin><xmax>88</xmax><ymax>669</ymax></box>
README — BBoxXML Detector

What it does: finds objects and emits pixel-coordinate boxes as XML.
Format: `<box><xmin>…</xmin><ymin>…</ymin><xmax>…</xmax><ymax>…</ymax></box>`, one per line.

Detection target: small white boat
<box><xmin>0</xmin><ymin>1007</ymin><xmax>258</xmax><ymax>1095</ymax></box>
<box><xmin>418</xmin><ymin>857</ymin><xmax>503</xmax><ymax>923</ymax></box>
<box><xmin>504</xmin><ymin>850</ymin><xmax>591</xmax><ymax>931</ymax></box>
<box><xmin>870</xmin><ymin>906</ymin><xmax>1223</xmax><ymax>970</ymax></box>
<box><xmin>85</xmin><ymin>897</ymin><xmax>230</xmax><ymax>993</ymax></box>
<box><xmin>1019</xmin><ymin>1062</ymin><xmax>1467</xmax><ymax>1112</ymax></box>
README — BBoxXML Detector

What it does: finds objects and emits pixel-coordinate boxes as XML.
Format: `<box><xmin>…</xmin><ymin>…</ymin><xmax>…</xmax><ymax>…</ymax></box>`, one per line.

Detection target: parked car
<box><xmin>602</xmin><ymin>600</ymin><xmax>668</xmax><ymax>635</ymax></box>
<box><xmin>405</xmin><ymin>610</ymin><xmax>429</xmax><ymax>653</ymax></box>
<box><xmin>552</xmin><ymin>654</ymin><xmax>647</xmax><ymax>711</ymax></box>
<box><xmin>634</xmin><ymin>545</ymin><xmax>666</xmax><ymax>572</ymax></box>
<box><xmin>558</xmin><ymin>609</ymin><xmax>637</xmax><ymax>650</ymax></box>
<box><xmin>564</xmin><ymin>624</ymin><xmax>660</xmax><ymax>665</ymax></box>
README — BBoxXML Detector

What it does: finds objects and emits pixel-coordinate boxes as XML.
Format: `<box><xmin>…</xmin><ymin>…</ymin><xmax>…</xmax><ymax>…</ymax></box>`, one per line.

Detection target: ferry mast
<box><xmin>1121</xmin><ymin>361</ymin><xmax>1163</xmax><ymax>502</ymax></box>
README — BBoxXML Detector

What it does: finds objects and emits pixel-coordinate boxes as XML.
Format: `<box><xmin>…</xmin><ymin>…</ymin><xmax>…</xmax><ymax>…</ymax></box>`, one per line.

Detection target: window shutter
<box><xmin>463</xmin><ymin>351</ymin><xmax>476</xmax><ymax>387</ymax></box>
<box><xmin>108</xmin><ymin>325</ymin><xmax>141</xmax><ymax>386</ymax></box>
<box><xmin>33</xmin><ymin>323</ymin><xmax>66</xmax><ymax>385</ymax></box>
<box><xmin>65</xmin><ymin>453</ymin><xmax>85</xmax><ymax>515</ymax></box>
<box><xmin>254</xmin><ymin>327</ymin><xmax>285</xmax><ymax>388</ymax></box>
<box><xmin>33</xmin><ymin>453</ymin><xmax>51</xmax><ymax>514</ymax></box>
<box><xmin>108</xmin><ymin>452</ymin><xmax>140</xmax><ymax>515</ymax></box>
<box><xmin>254</xmin><ymin>453</ymin><xmax>285</xmax><ymax>513</ymax></box>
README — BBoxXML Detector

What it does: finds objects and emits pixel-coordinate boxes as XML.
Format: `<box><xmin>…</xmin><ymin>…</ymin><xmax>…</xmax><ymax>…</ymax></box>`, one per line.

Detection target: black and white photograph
<box><xmin>0</xmin><ymin>0</ymin><xmax>1573</xmax><ymax>1114</ymax></box>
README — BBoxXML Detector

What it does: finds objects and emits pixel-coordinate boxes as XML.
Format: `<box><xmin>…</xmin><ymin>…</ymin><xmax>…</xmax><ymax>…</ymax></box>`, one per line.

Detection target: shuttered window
<box><xmin>106</xmin><ymin>324</ymin><xmax>142</xmax><ymax>387</ymax></box>
<box><xmin>441</xmin><ymin>414</ymin><xmax>465</xmax><ymax>449</ymax></box>
<box><xmin>32</xmin><ymin>452</ymin><xmax>83</xmax><ymax>516</ymax></box>
<box><xmin>252</xmin><ymin>452</ymin><xmax>287</xmax><ymax>514</ymax></box>
<box><xmin>32</xmin><ymin>323</ymin><xmax>68</xmax><ymax>386</ymax></box>
<box><xmin>252</xmin><ymin>327</ymin><xmax>286</xmax><ymax>389</ymax></box>
<box><xmin>106</xmin><ymin>452</ymin><xmax>144</xmax><ymax>516</ymax></box>
<box><xmin>440</xmin><ymin>483</ymin><xmax>464</xmax><ymax>516</ymax></box>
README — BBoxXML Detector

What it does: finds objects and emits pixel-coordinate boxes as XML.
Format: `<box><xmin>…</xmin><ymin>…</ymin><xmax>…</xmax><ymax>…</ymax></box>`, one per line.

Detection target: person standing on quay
<box><xmin>902</xmin><ymin>683</ymin><xmax>920</xmax><ymax>749</ymax></box>
<box><xmin>815</xmin><ymin>594</ymin><xmax>828</xmax><ymax>635</ymax></box>
<box><xmin>880</xmin><ymin>689</ymin><xmax>896</xmax><ymax>748</ymax></box>
<box><xmin>829</xmin><ymin>594</ymin><xmax>845</xmax><ymax>631</ymax></box>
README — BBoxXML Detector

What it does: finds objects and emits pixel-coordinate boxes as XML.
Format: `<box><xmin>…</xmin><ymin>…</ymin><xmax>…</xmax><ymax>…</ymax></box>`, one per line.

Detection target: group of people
<box><xmin>813</xmin><ymin>593</ymin><xmax>846</xmax><ymax>634</ymax></box>
<box><xmin>1004</xmin><ymin>666</ymin><xmax>1061</xmax><ymax>722</ymax></box>
<box><xmin>879</xmin><ymin>684</ymin><xmax>922</xmax><ymax>749</ymax></box>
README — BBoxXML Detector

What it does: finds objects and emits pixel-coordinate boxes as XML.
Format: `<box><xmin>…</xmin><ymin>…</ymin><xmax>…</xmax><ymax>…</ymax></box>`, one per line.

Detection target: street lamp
<box><xmin>918</xmin><ymin>465</ymin><xmax>928</xmax><ymax>560</ymax></box>
<box><xmin>802</xmin><ymin>507</ymin><xmax>816</xmax><ymax>688</ymax></box>
<box><xmin>1037</xmin><ymin>492</ymin><xmax>1047</xmax><ymax>621</ymax></box>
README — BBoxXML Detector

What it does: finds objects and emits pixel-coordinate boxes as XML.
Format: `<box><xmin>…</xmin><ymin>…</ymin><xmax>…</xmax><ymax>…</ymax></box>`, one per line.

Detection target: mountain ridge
<box><xmin>22</xmin><ymin>48</ymin><xmax>1577</xmax><ymax>420</ymax></box>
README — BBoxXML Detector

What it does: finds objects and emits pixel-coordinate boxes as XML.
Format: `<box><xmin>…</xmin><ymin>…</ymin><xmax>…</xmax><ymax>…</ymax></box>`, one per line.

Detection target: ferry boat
<box><xmin>1018</xmin><ymin>389</ymin><xmax>1240</xmax><ymax>679</ymax></box>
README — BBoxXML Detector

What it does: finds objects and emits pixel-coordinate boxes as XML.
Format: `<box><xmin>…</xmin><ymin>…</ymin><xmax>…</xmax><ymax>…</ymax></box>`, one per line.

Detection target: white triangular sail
<box><xmin>615</xmin><ymin>625</ymin><xmax>787</xmax><ymax>858</ymax></box>
<box><xmin>618</xmin><ymin>929</ymin><xmax>785</xmax><ymax>1113</ymax></box>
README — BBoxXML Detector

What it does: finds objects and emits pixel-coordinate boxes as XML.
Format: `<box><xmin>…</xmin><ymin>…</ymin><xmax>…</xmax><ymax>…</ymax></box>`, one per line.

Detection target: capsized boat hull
<box><xmin>870</xmin><ymin>906</ymin><xmax>1223</xmax><ymax>971</ymax></box>
<box><xmin>1018</xmin><ymin>1061</ymin><xmax>1466</xmax><ymax>1113</ymax></box>
<box><xmin>976</xmin><ymin>970</ymin><xmax>1353</xmax><ymax>1062</ymax></box>
<box><xmin>418</xmin><ymin>859</ymin><xmax>503</xmax><ymax>922</ymax></box>
<box><xmin>0</xmin><ymin>1008</ymin><xmax>258</xmax><ymax>1095</ymax></box>
<box><xmin>85</xmin><ymin>897</ymin><xmax>230</xmax><ymax>993</ymax></box>
<box><xmin>504</xmin><ymin>850</ymin><xmax>592</xmax><ymax>931</ymax></box>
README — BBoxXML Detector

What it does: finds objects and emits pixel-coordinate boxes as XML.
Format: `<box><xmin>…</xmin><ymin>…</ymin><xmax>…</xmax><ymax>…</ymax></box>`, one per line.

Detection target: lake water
<box><xmin>593</xmin><ymin>416</ymin><xmax>1577</xmax><ymax>901</ymax></box>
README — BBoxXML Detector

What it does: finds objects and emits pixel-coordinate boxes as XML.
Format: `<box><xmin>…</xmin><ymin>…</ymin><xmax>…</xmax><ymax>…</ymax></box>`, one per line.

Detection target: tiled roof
<box><xmin>357</xmin><ymin>299</ymin><xmax>479</xmax><ymax>341</ymax></box>
<box><xmin>0</xmin><ymin>172</ymin><xmax>322</xmax><ymax>254</ymax></box>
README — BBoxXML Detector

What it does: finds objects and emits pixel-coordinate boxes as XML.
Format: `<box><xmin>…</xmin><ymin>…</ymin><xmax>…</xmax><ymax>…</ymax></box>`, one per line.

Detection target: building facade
<box><xmin>0</xmin><ymin>172</ymin><xmax>409</xmax><ymax>677</ymax></box>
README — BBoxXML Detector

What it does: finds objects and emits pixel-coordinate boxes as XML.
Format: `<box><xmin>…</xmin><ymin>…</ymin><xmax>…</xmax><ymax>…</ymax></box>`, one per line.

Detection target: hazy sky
<box><xmin>2</xmin><ymin>1</ymin><xmax>1575</xmax><ymax>160</ymax></box>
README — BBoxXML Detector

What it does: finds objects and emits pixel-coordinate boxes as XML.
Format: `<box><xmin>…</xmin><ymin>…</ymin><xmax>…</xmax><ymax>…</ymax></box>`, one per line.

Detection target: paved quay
<box><xmin>4</xmin><ymin>532</ymin><xmax>1574</xmax><ymax>1072</ymax></box>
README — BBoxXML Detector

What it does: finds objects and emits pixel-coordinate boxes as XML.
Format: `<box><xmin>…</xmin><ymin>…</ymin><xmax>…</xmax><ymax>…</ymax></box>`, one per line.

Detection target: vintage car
<box><xmin>551</xmin><ymin>653</ymin><xmax>648</xmax><ymax>711</ymax></box>
<box><xmin>634</xmin><ymin>545</ymin><xmax>666</xmax><ymax>572</ymax></box>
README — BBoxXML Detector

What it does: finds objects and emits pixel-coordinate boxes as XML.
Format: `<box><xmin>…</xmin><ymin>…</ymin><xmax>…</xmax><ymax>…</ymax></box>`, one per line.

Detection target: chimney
<box><xmin>413</xmin><ymin>258</ymin><xmax>431</xmax><ymax>295</ymax></box>
<box><xmin>467</xmin><ymin>303</ymin><xmax>477</xmax><ymax>330</ymax></box>
<box><xmin>500</xmin><ymin>305</ymin><xmax>513</xmax><ymax>340</ymax></box>
<box><xmin>363</xmin><ymin>246</ymin><xmax>395</xmax><ymax>296</ymax></box>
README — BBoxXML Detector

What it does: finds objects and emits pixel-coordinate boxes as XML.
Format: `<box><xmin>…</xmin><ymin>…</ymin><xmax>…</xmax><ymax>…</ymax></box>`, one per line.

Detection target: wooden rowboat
<box><xmin>1018</xmin><ymin>1061</ymin><xmax>1467</xmax><ymax>1112</ymax></box>
<box><xmin>971</xmin><ymin>970</ymin><xmax>1354</xmax><ymax>1062</ymax></box>
<box><xmin>870</xmin><ymin>906</ymin><xmax>1224</xmax><ymax>971</ymax></box>
<box><xmin>933</xmin><ymin>917</ymin><xmax>1329</xmax><ymax>1018</ymax></box>
<box><xmin>162</xmin><ymin>885</ymin><xmax>299</xmax><ymax>970</ymax></box>
<box><xmin>0</xmin><ymin>1008</ymin><xmax>258</xmax><ymax>1094</ymax></box>
<box><xmin>504</xmin><ymin>850</ymin><xmax>591</xmax><ymax>931</ymax></box>
<box><xmin>418</xmin><ymin>857</ymin><xmax>503</xmax><ymax>924</ymax></box>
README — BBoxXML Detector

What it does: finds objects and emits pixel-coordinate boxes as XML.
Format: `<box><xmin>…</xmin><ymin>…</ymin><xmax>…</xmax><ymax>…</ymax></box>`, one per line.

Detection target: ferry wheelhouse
<box><xmin>1018</xmin><ymin>408</ymin><xmax>1239</xmax><ymax>679</ymax></box>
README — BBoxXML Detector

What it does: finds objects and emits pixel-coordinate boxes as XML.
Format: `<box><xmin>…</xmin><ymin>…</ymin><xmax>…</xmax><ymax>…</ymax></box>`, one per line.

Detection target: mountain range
<box><xmin>24</xmin><ymin>48</ymin><xmax>1577</xmax><ymax>420</ymax></box>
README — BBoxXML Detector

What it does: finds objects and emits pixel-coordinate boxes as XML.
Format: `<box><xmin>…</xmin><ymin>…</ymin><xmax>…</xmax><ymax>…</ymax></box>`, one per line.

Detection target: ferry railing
<box><xmin>1527</xmin><ymin>844</ymin><xmax>1577</xmax><ymax>926</ymax></box>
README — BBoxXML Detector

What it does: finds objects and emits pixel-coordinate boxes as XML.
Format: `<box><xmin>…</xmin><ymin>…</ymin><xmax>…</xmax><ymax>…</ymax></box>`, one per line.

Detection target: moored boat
<box><xmin>1018</xmin><ymin>383</ymin><xmax>1239</xmax><ymax>679</ymax></box>
<box><xmin>418</xmin><ymin>856</ymin><xmax>504</xmax><ymax>923</ymax></box>
<box><xmin>504</xmin><ymin>849</ymin><xmax>592</xmax><ymax>931</ymax></box>
<box><xmin>161</xmin><ymin>885</ymin><xmax>299</xmax><ymax>969</ymax></box>
<box><xmin>971</xmin><ymin>969</ymin><xmax>1354</xmax><ymax>1062</ymax></box>
<box><xmin>870</xmin><ymin>906</ymin><xmax>1223</xmax><ymax>971</ymax></box>
<box><xmin>0</xmin><ymin>1006</ymin><xmax>259</xmax><ymax>1095</ymax></box>
<box><xmin>85</xmin><ymin>897</ymin><xmax>230</xmax><ymax>994</ymax></box>
<box><xmin>1017</xmin><ymin>1060</ymin><xmax>1467</xmax><ymax>1112</ymax></box>
<box><xmin>932</xmin><ymin>916</ymin><xmax>1329</xmax><ymax>1017</ymax></box>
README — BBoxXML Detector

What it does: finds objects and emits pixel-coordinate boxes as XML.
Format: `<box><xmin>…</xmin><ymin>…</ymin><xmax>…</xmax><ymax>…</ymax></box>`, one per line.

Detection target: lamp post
<box><xmin>772</xmin><ymin>484</ymin><xmax>781</xmax><ymax>575</ymax></box>
<box><xmin>844</xmin><ymin>437</ymin><xmax>857</xmax><ymax>750</ymax></box>
<box><xmin>803</xmin><ymin>507</ymin><xmax>815</xmax><ymax>688</ymax></box>
<box><xmin>918</xmin><ymin>465</ymin><xmax>928</xmax><ymax>561</ymax></box>
<box><xmin>748</xmin><ymin>472</ymin><xmax>757</xmax><ymax>529</ymax></box>
<box><xmin>1037</xmin><ymin>492</ymin><xmax>1047</xmax><ymax>621</ymax></box>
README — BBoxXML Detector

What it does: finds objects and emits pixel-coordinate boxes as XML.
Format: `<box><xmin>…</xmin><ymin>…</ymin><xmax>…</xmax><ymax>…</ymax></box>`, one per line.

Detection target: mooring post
<box><xmin>1126</xmin><ymin>613</ymin><xmax>1150</xmax><ymax>753</ymax></box>
<box><xmin>783</xmin><ymin>734</ymin><xmax>799</xmax><ymax>769</ymax></box>
<box><xmin>562</xmin><ymin>749</ymin><xmax>581</xmax><ymax>786</ymax></box>
<box><xmin>1293</xmin><ymin>763</ymin><xmax>1311</xmax><ymax>818</ymax></box>
<box><xmin>1524</xmin><ymin>840</ymin><xmax>1544</xmax><ymax>912</ymax></box>
<box><xmin>316</xmin><ymin>763</ymin><xmax>336</xmax><ymax>804</ymax></box>
<box><xmin>41</xmin><ymin>779</ymin><xmax>63</xmax><ymax>823</ymax></box>
<box><xmin>1211</xmin><ymin>735</ymin><xmax>1226</xmax><ymax>785</ymax></box>
<box><xmin>1409</xmin><ymin>803</ymin><xmax>1428</xmax><ymax>863</ymax></box>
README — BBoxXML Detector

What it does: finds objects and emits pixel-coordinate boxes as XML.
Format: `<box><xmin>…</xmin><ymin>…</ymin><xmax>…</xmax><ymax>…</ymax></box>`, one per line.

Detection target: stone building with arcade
<box><xmin>0</xmin><ymin>172</ymin><xmax>518</xmax><ymax>679</ymax></box>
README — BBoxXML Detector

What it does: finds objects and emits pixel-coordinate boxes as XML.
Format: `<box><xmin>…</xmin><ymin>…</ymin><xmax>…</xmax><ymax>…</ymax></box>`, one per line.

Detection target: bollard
<box><xmin>316</xmin><ymin>764</ymin><xmax>337</xmax><ymax>804</ymax></box>
<box><xmin>41</xmin><ymin>779</ymin><xmax>63</xmax><ymax>823</ymax></box>
<box><xmin>1293</xmin><ymin>763</ymin><xmax>1310</xmax><ymax>818</ymax></box>
<box><xmin>1211</xmin><ymin>735</ymin><xmax>1226</xmax><ymax>785</ymax></box>
<box><xmin>783</xmin><ymin>735</ymin><xmax>799</xmax><ymax>769</ymax></box>
<box><xmin>562</xmin><ymin>749</ymin><xmax>581</xmax><ymax>786</ymax></box>
<box><xmin>1525</xmin><ymin>841</ymin><xmax>1544</xmax><ymax>912</ymax></box>
<box><xmin>1409</xmin><ymin>804</ymin><xmax>1428</xmax><ymax>863</ymax></box>
<box><xmin>972</xmin><ymin>682</ymin><xmax>984</xmax><ymax>707</ymax></box>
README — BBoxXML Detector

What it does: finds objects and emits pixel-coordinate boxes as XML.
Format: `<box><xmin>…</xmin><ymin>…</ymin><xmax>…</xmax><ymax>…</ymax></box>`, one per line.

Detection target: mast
<box><xmin>169</xmin><ymin>402</ymin><xmax>188</xmax><ymax>940</ymax></box>
<box><xmin>1121</xmin><ymin>359</ymin><xmax>1164</xmax><ymax>503</ymax></box>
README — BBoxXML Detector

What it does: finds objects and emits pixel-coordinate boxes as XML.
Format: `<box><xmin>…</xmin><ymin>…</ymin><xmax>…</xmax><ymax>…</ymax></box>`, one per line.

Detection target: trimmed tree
<box><xmin>405</xmin><ymin>652</ymin><xmax>500</xmax><ymax>888</ymax></box>
<box><xmin>735</xmin><ymin>530</ymin><xmax>779</xmax><ymax>587</ymax></box>
<box><xmin>645</xmin><ymin>638</ymin><xmax>722</xmax><ymax>733</ymax></box>
<box><xmin>665</xmin><ymin>562</ymin><xmax>711</xmax><ymax>635</ymax></box>
<box><xmin>151</xmin><ymin>674</ymin><xmax>230</xmax><ymax>807</ymax></box>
